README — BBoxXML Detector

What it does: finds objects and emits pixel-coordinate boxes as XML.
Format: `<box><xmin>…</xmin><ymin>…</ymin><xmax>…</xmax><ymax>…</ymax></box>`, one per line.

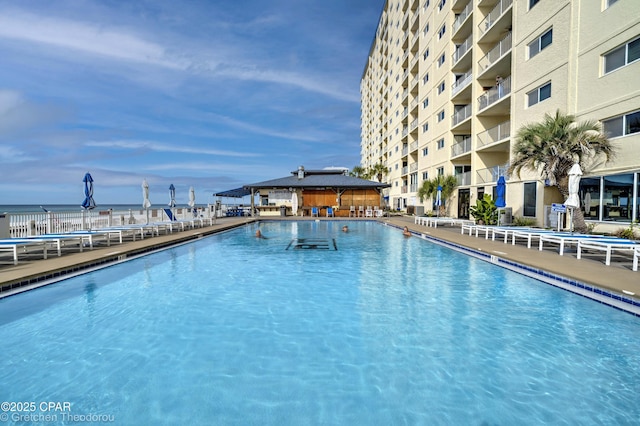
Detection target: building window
<box><xmin>528</xmin><ymin>28</ymin><xmax>552</xmax><ymax>58</ymax></box>
<box><xmin>438</xmin><ymin>25</ymin><xmax>446</xmax><ymax>39</ymax></box>
<box><xmin>603</xmin><ymin>109</ymin><xmax>640</xmax><ymax>138</ymax></box>
<box><xmin>422</xmin><ymin>122</ymin><xmax>429</xmax><ymax>132</ymax></box>
<box><xmin>523</xmin><ymin>182</ymin><xmax>537</xmax><ymax>216</ymax></box>
<box><xmin>527</xmin><ymin>82</ymin><xmax>551</xmax><ymax>106</ymax></box>
<box><xmin>422</xmin><ymin>147</ymin><xmax>429</xmax><ymax>156</ymax></box>
<box><xmin>424</xmin><ymin>23</ymin><xmax>429</xmax><ymax>35</ymax></box>
<box><xmin>438</xmin><ymin>53</ymin><xmax>445</xmax><ymax>67</ymax></box>
<box><xmin>438</xmin><ymin>81</ymin><xmax>446</xmax><ymax>94</ymax></box>
<box><xmin>606</xmin><ymin>0</ymin><xmax>618</xmax><ymax>8</ymax></box>
<box><xmin>437</xmin><ymin>167</ymin><xmax>444</xmax><ymax>176</ymax></box>
<box><xmin>437</xmin><ymin>110</ymin><xmax>445</xmax><ymax>122</ymax></box>
<box><xmin>529</xmin><ymin>0</ymin><xmax>540</xmax><ymax>9</ymax></box>
<box><xmin>422</xmin><ymin>172</ymin><xmax>429</xmax><ymax>180</ymax></box>
<box><xmin>438</xmin><ymin>0</ymin><xmax>446</xmax><ymax>11</ymax></box>
<box><xmin>422</xmin><ymin>97</ymin><xmax>429</xmax><ymax>108</ymax></box>
<box><xmin>423</xmin><ymin>48</ymin><xmax>430</xmax><ymax>60</ymax></box>
<box><xmin>604</xmin><ymin>37</ymin><xmax>640</xmax><ymax>74</ymax></box>
<box><xmin>437</xmin><ymin>138</ymin><xmax>445</xmax><ymax>149</ymax></box>
<box><xmin>423</xmin><ymin>73</ymin><xmax>429</xmax><ymax>84</ymax></box>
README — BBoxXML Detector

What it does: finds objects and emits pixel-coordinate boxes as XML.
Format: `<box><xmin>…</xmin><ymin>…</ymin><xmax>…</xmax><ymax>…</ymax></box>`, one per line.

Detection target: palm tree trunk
<box><xmin>557</xmin><ymin>178</ymin><xmax>588</xmax><ymax>233</ymax></box>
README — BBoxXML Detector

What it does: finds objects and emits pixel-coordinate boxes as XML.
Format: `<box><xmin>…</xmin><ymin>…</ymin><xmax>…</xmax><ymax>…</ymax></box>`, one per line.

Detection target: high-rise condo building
<box><xmin>360</xmin><ymin>0</ymin><xmax>639</xmax><ymax>230</ymax></box>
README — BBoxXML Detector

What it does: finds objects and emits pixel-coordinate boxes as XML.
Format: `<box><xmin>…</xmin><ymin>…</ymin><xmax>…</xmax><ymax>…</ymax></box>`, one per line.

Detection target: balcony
<box><xmin>455</xmin><ymin>171</ymin><xmax>472</xmax><ymax>186</ymax></box>
<box><xmin>409</xmin><ymin>118</ymin><xmax>419</xmax><ymax>132</ymax></box>
<box><xmin>453</xmin><ymin>1</ymin><xmax>473</xmax><ymax>35</ymax></box>
<box><xmin>452</xmin><ymin>104</ymin><xmax>472</xmax><ymax>127</ymax></box>
<box><xmin>478</xmin><ymin>0</ymin><xmax>513</xmax><ymax>38</ymax></box>
<box><xmin>478</xmin><ymin>75</ymin><xmax>511</xmax><ymax>111</ymax></box>
<box><xmin>451</xmin><ymin>136</ymin><xmax>472</xmax><ymax>157</ymax></box>
<box><xmin>476</xmin><ymin>163</ymin><xmax>509</xmax><ymax>184</ymax></box>
<box><xmin>402</xmin><ymin>146</ymin><xmax>409</xmax><ymax>156</ymax></box>
<box><xmin>477</xmin><ymin>120</ymin><xmax>510</xmax><ymax>149</ymax></box>
<box><xmin>478</xmin><ymin>32</ymin><xmax>512</xmax><ymax>73</ymax></box>
<box><xmin>451</xmin><ymin>70</ymin><xmax>472</xmax><ymax>97</ymax></box>
<box><xmin>409</xmin><ymin>141</ymin><xmax>419</xmax><ymax>152</ymax></box>
<box><xmin>402</xmin><ymin>166</ymin><xmax>409</xmax><ymax>175</ymax></box>
<box><xmin>452</xmin><ymin>34</ymin><xmax>473</xmax><ymax>68</ymax></box>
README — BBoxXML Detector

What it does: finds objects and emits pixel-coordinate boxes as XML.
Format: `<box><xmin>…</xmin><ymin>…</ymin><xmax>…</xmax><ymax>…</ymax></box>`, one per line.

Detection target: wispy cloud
<box><xmin>85</xmin><ymin>140</ymin><xmax>262</xmax><ymax>157</ymax></box>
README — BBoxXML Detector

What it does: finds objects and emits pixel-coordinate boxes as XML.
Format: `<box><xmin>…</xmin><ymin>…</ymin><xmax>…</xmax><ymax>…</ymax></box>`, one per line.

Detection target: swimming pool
<box><xmin>1</xmin><ymin>220</ymin><xmax>639</xmax><ymax>425</ymax></box>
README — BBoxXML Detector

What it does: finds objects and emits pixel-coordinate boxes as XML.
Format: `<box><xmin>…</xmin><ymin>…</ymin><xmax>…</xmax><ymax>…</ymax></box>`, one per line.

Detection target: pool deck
<box><xmin>1</xmin><ymin>215</ymin><xmax>639</xmax><ymax>311</ymax></box>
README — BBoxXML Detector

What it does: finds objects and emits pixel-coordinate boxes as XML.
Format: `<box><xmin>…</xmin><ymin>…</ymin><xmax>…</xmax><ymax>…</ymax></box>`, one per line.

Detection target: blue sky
<box><xmin>0</xmin><ymin>0</ymin><xmax>383</xmax><ymax>206</ymax></box>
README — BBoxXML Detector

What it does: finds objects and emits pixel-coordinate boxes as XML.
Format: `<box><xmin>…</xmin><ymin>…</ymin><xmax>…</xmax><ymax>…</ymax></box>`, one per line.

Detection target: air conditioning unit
<box><xmin>499</xmin><ymin>207</ymin><xmax>512</xmax><ymax>225</ymax></box>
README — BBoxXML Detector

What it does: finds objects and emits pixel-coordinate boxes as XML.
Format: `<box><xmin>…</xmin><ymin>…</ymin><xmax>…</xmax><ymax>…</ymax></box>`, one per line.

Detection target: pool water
<box><xmin>1</xmin><ymin>221</ymin><xmax>639</xmax><ymax>425</ymax></box>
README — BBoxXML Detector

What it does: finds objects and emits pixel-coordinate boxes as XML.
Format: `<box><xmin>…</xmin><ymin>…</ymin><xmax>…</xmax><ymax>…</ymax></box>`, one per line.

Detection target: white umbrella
<box><xmin>188</xmin><ymin>186</ymin><xmax>196</xmax><ymax>217</ymax></box>
<box><xmin>291</xmin><ymin>192</ymin><xmax>298</xmax><ymax>216</ymax></box>
<box><xmin>142</xmin><ymin>179</ymin><xmax>151</xmax><ymax>224</ymax></box>
<box><xmin>565</xmin><ymin>163</ymin><xmax>583</xmax><ymax>232</ymax></box>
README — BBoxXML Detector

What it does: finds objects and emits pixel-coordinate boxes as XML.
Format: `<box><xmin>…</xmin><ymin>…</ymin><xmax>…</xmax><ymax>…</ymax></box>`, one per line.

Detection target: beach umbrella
<box><xmin>495</xmin><ymin>176</ymin><xmax>506</xmax><ymax>225</ymax></box>
<box><xmin>291</xmin><ymin>191</ymin><xmax>299</xmax><ymax>216</ymax></box>
<box><xmin>565</xmin><ymin>163</ymin><xmax>583</xmax><ymax>232</ymax></box>
<box><xmin>81</xmin><ymin>172</ymin><xmax>96</xmax><ymax>231</ymax></box>
<box><xmin>81</xmin><ymin>172</ymin><xmax>96</xmax><ymax>210</ymax></box>
<box><xmin>169</xmin><ymin>184</ymin><xmax>176</xmax><ymax>208</ymax></box>
<box><xmin>188</xmin><ymin>186</ymin><xmax>196</xmax><ymax>217</ymax></box>
<box><xmin>142</xmin><ymin>179</ymin><xmax>151</xmax><ymax>224</ymax></box>
<box><xmin>435</xmin><ymin>185</ymin><xmax>442</xmax><ymax>217</ymax></box>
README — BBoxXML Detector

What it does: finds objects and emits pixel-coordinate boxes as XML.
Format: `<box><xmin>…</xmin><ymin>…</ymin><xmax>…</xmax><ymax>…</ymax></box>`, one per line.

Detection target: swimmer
<box><xmin>403</xmin><ymin>226</ymin><xmax>411</xmax><ymax>237</ymax></box>
<box><xmin>255</xmin><ymin>229</ymin><xmax>266</xmax><ymax>239</ymax></box>
<box><xmin>342</xmin><ymin>225</ymin><xmax>349</xmax><ymax>233</ymax></box>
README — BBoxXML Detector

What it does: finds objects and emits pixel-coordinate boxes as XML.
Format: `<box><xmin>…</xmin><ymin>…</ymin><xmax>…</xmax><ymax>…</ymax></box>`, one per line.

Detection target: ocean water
<box><xmin>0</xmin><ymin>221</ymin><xmax>639</xmax><ymax>425</ymax></box>
<box><xmin>0</xmin><ymin>204</ymin><xmax>202</xmax><ymax>214</ymax></box>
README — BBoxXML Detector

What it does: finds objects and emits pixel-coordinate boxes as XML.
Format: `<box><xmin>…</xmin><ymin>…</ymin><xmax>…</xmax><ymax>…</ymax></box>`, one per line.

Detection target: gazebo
<box><xmin>243</xmin><ymin>166</ymin><xmax>390</xmax><ymax>217</ymax></box>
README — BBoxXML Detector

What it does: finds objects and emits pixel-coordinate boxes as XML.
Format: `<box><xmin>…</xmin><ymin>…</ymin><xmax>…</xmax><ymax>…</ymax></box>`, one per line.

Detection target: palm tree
<box><xmin>368</xmin><ymin>163</ymin><xmax>389</xmax><ymax>183</ymax></box>
<box><xmin>349</xmin><ymin>165</ymin><xmax>369</xmax><ymax>179</ymax></box>
<box><xmin>417</xmin><ymin>175</ymin><xmax>458</xmax><ymax>215</ymax></box>
<box><xmin>508</xmin><ymin>110</ymin><xmax>615</xmax><ymax>232</ymax></box>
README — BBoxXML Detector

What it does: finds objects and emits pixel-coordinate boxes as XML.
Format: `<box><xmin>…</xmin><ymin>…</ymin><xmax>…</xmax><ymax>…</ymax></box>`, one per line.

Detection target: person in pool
<box><xmin>403</xmin><ymin>226</ymin><xmax>411</xmax><ymax>237</ymax></box>
<box><xmin>255</xmin><ymin>229</ymin><xmax>267</xmax><ymax>239</ymax></box>
<box><xmin>342</xmin><ymin>225</ymin><xmax>349</xmax><ymax>232</ymax></box>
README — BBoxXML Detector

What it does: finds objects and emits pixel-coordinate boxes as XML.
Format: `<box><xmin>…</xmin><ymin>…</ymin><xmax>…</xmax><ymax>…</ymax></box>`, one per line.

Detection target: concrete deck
<box><xmin>1</xmin><ymin>215</ymin><xmax>638</xmax><ymax>313</ymax></box>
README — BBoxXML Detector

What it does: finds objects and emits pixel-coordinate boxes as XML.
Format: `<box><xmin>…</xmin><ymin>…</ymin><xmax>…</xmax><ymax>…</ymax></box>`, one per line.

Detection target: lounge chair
<box><xmin>311</xmin><ymin>207</ymin><xmax>319</xmax><ymax>217</ymax></box>
<box><xmin>633</xmin><ymin>246</ymin><xmax>639</xmax><ymax>272</ymax></box>
<box><xmin>577</xmin><ymin>238</ymin><xmax>639</xmax><ymax>266</ymax></box>
<box><xmin>326</xmin><ymin>207</ymin><xmax>334</xmax><ymax>217</ymax></box>
<box><xmin>349</xmin><ymin>206</ymin><xmax>356</xmax><ymax>217</ymax></box>
<box><xmin>358</xmin><ymin>206</ymin><xmax>364</xmax><ymax>217</ymax></box>
<box><xmin>365</xmin><ymin>206</ymin><xmax>373</xmax><ymax>217</ymax></box>
<box><xmin>537</xmin><ymin>233</ymin><xmax>609</xmax><ymax>256</ymax></box>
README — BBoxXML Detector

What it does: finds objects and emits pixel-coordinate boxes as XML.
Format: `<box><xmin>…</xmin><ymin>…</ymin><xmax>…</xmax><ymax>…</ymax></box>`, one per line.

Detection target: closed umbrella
<box><xmin>169</xmin><ymin>184</ymin><xmax>176</xmax><ymax>221</ymax></box>
<box><xmin>495</xmin><ymin>176</ymin><xmax>506</xmax><ymax>225</ymax></box>
<box><xmin>81</xmin><ymin>172</ymin><xmax>96</xmax><ymax>230</ymax></box>
<box><xmin>142</xmin><ymin>179</ymin><xmax>151</xmax><ymax>224</ymax></box>
<box><xmin>565</xmin><ymin>163</ymin><xmax>583</xmax><ymax>232</ymax></box>
<box><xmin>188</xmin><ymin>186</ymin><xmax>196</xmax><ymax>217</ymax></box>
<box><xmin>291</xmin><ymin>192</ymin><xmax>298</xmax><ymax>216</ymax></box>
<box><xmin>584</xmin><ymin>192</ymin><xmax>591</xmax><ymax>216</ymax></box>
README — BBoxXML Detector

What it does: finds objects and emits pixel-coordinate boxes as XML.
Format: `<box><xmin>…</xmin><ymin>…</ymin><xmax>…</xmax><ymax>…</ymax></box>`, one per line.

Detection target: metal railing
<box><xmin>452</xmin><ymin>34</ymin><xmax>473</xmax><ymax>64</ymax></box>
<box><xmin>452</xmin><ymin>104</ymin><xmax>472</xmax><ymax>126</ymax></box>
<box><xmin>453</xmin><ymin>1</ymin><xmax>473</xmax><ymax>34</ymax></box>
<box><xmin>456</xmin><ymin>171</ymin><xmax>472</xmax><ymax>186</ymax></box>
<box><xmin>477</xmin><ymin>120</ymin><xmax>511</xmax><ymax>148</ymax></box>
<box><xmin>478</xmin><ymin>0</ymin><xmax>513</xmax><ymax>37</ymax></box>
<box><xmin>451</xmin><ymin>136</ymin><xmax>472</xmax><ymax>157</ymax></box>
<box><xmin>478</xmin><ymin>32</ymin><xmax>512</xmax><ymax>72</ymax></box>
<box><xmin>476</xmin><ymin>164</ymin><xmax>510</xmax><ymax>184</ymax></box>
<box><xmin>478</xmin><ymin>75</ymin><xmax>511</xmax><ymax>111</ymax></box>
<box><xmin>451</xmin><ymin>70</ymin><xmax>472</xmax><ymax>96</ymax></box>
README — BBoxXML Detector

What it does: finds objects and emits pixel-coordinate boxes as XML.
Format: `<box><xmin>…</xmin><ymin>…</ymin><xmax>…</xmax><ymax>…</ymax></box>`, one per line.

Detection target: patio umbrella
<box><xmin>81</xmin><ymin>172</ymin><xmax>96</xmax><ymax>230</ymax></box>
<box><xmin>584</xmin><ymin>192</ymin><xmax>591</xmax><ymax>215</ymax></box>
<box><xmin>142</xmin><ymin>179</ymin><xmax>151</xmax><ymax>224</ymax></box>
<box><xmin>435</xmin><ymin>185</ymin><xmax>442</xmax><ymax>217</ymax></box>
<box><xmin>188</xmin><ymin>186</ymin><xmax>196</xmax><ymax>217</ymax></box>
<box><xmin>169</xmin><ymin>184</ymin><xmax>176</xmax><ymax>208</ymax></box>
<box><xmin>565</xmin><ymin>163</ymin><xmax>583</xmax><ymax>232</ymax></box>
<box><xmin>291</xmin><ymin>191</ymin><xmax>299</xmax><ymax>216</ymax></box>
<box><xmin>495</xmin><ymin>176</ymin><xmax>506</xmax><ymax>225</ymax></box>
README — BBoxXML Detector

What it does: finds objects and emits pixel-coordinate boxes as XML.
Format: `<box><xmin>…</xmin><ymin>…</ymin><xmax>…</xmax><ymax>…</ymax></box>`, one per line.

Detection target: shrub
<box><xmin>469</xmin><ymin>194</ymin><xmax>497</xmax><ymax>225</ymax></box>
<box><xmin>511</xmin><ymin>216</ymin><xmax>537</xmax><ymax>227</ymax></box>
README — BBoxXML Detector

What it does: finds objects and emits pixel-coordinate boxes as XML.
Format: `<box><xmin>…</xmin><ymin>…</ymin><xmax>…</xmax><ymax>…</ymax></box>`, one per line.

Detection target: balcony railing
<box><xmin>451</xmin><ymin>136</ymin><xmax>472</xmax><ymax>157</ymax></box>
<box><xmin>402</xmin><ymin>146</ymin><xmax>409</xmax><ymax>156</ymax></box>
<box><xmin>476</xmin><ymin>163</ymin><xmax>510</xmax><ymax>184</ymax></box>
<box><xmin>452</xmin><ymin>104</ymin><xmax>472</xmax><ymax>126</ymax></box>
<box><xmin>410</xmin><ymin>141</ymin><xmax>418</xmax><ymax>152</ymax></box>
<box><xmin>477</xmin><ymin>120</ymin><xmax>510</xmax><ymax>148</ymax></box>
<box><xmin>452</xmin><ymin>34</ymin><xmax>473</xmax><ymax>64</ymax></box>
<box><xmin>453</xmin><ymin>1</ymin><xmax>473</xmax><ymax>34</ymax></box>
<box><xmin>455</xmin><ymin>171</ymin><xmax>472</xmax><ymax>186</ymax></box>
<box><xmin>478</xmin><ymin>32</ymin><xmax>512</xmax><ymax>72</ymax></box>
<box><xmin>478</xmin><ymin>75</ymin><xmax>511</xmax><ymax>111</ymax></box>
<box><xmin>451</xmin><ymin>70</ymin><xmax>472</xmax><ymax>96</ymax></box>
<box><xmin>402</xmin><ymin>127</ymin><xmax>408</xmax><ymax>137</ymax></box>
<box><xmin>478</xmin><ymin>0</ymin><xmax>513</xmax><ymax>37</ymax></box>
<box><xmin>409</xmin><ymin>118</ymin><xmax>418</xmax><ymax>131</ymax></box>
<box><xmin>402</xmin><ymin>166</ymin><xmax>409</xmax><ymax>175</ymax></box>
<box><xmin>409</xmin><ymin>183</ymin><xmax>418</xmax><ymax>193</ymax></box>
